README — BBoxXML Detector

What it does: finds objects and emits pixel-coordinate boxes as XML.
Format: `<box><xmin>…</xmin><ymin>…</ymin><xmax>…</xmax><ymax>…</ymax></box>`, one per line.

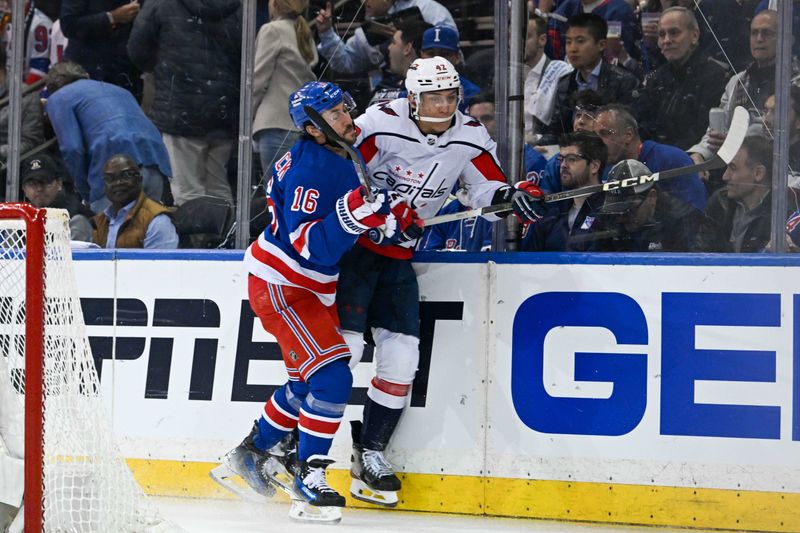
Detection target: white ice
<box><xmin>155</xmin><ymin>497</ymin><xmax>718</xmax><ymax>533</ymax></box>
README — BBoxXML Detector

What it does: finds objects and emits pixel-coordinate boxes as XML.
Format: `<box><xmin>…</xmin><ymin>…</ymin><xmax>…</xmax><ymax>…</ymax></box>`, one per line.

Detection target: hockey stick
<box><xmin>424</xmin><ymin>105</ymin><xmax>750</xmax><ymax>227</ymax></box>
<box><xmin>303</xmin><ymin>105</ymin><xmax>375</xmax><ymax>202</ymax></box>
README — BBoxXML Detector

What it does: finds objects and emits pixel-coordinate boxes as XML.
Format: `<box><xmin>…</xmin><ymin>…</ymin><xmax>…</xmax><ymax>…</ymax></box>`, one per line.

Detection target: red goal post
<box><xmin>0</xmin><ymin>204</ymin><xmax>174</xmax><ymax>533</ymax></box>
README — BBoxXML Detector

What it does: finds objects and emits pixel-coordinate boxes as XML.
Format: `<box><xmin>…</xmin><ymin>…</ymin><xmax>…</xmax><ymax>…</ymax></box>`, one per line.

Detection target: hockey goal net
<box><xmin>0</xmin><ymin>205</ymin><xmax>171</xmax><ymax>532</ymax></box>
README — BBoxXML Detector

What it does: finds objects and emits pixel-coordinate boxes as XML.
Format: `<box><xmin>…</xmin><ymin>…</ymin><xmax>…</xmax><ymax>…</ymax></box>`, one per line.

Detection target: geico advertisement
<box><xmin>72</xmin><ymin>259</ymin><xmax>488</xmax><ymax>476</ymax></box>
<box><xmin>72</xmin><ymin>257</ymin><xmax>800</xmax><ymax>492</ymax></box>
<box><xmin>490</xmin><ymin>261</ymin><xmax>800</xmax><ymax>492</ymax></box>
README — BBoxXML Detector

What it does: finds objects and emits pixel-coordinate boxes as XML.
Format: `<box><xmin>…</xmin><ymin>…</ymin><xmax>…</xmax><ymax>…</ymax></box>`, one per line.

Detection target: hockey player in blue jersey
<box><xmin>213</xmin><ymin>81</ymin><xmax>406</xmax><ymax>524</ymax></box>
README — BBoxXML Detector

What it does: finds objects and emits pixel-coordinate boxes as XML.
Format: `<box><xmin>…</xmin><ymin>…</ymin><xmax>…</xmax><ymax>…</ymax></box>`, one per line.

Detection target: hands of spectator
<box><xmin>315</xmin><ymin>1</ymin><xmax>333</xmax><ymax>34</ymax></box>
<box><xmin>689</xmin><ymin>152</ymin><xmax>710</xmax><ymax>181</ymax></box>
<box><xmin>707</xmin><ymin>131</ymin><xmax>727</xmax><ymax>153</ymax></box>
<box><xmin>110</xmin><ymin>1</ymin><xmax>139</xmax><ymax>24</ymax></box>
<box><xmin>537</xmin><ymin>0</ymin><xmax>554</xmax><ymax>12</ymax></box>
<box><xmin>642</xmin><ymin>22</ymin><xmax>658</xmax><ymax>45</ymax></box>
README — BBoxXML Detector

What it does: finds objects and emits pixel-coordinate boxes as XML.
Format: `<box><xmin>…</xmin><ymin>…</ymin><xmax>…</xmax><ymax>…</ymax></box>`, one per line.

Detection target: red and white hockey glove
<box><xmin>337</xmin><ymin>186</ymin><xmax>391</xmax><ymax>234</ymax></box>
<box><xmin>387</xmin><ymin>192</ymin><xmax>424</xmax><ymax>244</ymax></box>
<box><xmin>509</xmin><ymin>181</ymin><xmax>546</xmax><ymax>223</ymax></box>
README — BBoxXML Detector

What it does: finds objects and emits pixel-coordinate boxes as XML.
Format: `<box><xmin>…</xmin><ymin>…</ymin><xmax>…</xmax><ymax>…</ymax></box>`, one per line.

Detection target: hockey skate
<box><xmin>349</xmin><ymin>420</ymin><xmax>401</xmax><ymax>507</ymax></box>
<box><xmin>259</xmin><ymin>432</ymin><xmax>302</xmax><ymax>499</ymax></box>
<box><xmin>288</xmin><ymin>455</ymin><xmax>345</xmax><ymax>524</ymax></box>
<box><xmin>209</xmin><ymin>421</ymin><xmax>277</xmax><ymax>502</ymax></box>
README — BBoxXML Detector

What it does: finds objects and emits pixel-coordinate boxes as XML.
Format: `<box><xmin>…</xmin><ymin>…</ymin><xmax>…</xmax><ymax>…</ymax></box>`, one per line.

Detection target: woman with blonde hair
<box><xmin>253</xmin><ymin>0</ymin><xmax>319</xmax><ymax>175</ymax></box>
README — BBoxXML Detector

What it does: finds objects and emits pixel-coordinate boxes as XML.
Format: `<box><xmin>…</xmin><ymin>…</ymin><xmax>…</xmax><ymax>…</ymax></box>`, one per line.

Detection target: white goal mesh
<box><xmin>0</xmin><ymin>207</ymin><xmax>172</xmax><ymax>532</ymax></box>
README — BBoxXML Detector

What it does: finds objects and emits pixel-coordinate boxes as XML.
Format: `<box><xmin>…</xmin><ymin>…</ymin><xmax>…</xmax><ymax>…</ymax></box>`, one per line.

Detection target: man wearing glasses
<box><xmin>520</xmin><ymin>131</ymin><xmax>610</xmax><ymax>251</ymax></box>
<box><xmin>689</xmin><ymin>9</ymin><xmax>799</xmax><ymax>168</ymax></box>
<box><xmin>92</xmin><ymin>154</ymin><xmax>178</xmax><ymax>249</ymax></box>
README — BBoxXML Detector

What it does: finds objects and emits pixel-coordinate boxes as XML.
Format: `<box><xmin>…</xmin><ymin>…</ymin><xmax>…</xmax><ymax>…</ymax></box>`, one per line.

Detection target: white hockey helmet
<box><xmin>405</xmin><ymin>56</ymin><xmax>462</xmax><ymax>123</ymax></box>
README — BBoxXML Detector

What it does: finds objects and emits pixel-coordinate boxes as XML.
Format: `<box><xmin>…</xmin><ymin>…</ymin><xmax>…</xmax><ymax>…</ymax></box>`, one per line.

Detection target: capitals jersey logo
<box><xmin>373</xmin><ymin>162</ymin><xmax>449</xmax><ymax>207</ymax></box>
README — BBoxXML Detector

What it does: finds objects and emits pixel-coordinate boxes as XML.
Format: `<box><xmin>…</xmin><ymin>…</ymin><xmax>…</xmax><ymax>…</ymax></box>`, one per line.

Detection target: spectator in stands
<box><xmin>693</xmin><ymin>135</ymin><xmax>773</xmax><ymax>253</ymax></box>
<box><xmin>634</xmin><ymin>7</ymin><xmax>730</xmax><ymax>150</ymax></box>
<box><xmin>594</xmin><ymin>159</ymin><xmax>704</xmax><ymax>252</ymax></box>
<box><xmin>0</xmin><ymin>45</ymin><xmax>44</xmax><ymax>174</ymax></box>
<box><xmin>595</xmin><ymin>103</ymin><xmax>707</xmax><ymax>214</ymax></box>
<box><xmin>419</xmin><ymin>25</ymin><xmax>480</xmax><ymax>112</ymax></box>
<box><xmin>755</xmin><ymin>0</ymin><xmax>800</xmax><ymax>59</ymax></box>
<box><xmin>538</xmin><ymin>89</ymin><xmax>607</xmax><ymax>194</ymax></box>
<box><xmin>21</xmin><ymin>154</ymin><xmax>93</xmax><ymax>241</ymax></box>
<box><xmin>763</xmin><ymin>87</ymin><xmax>800</xmax><ymax>173</ymax></box>
<box><xmin>45</xmin><ymin>61</ymin><xmax>172</xmax><ymax>213</ymax></box>
<box><xmin>467</xmin><ymin>94</ymin><xmax>547</xmax><ymax>183</ymax></box>
<box><xmin>92</xmin><ymin>154</ymin><xmax>178</xmax><ymax>249</ymax></box>
<box><xmin>250</xmin><ymin>0</ymin><xmax>318</xmax><ymax>175</ymax></box>
<box><xmin>533</xmin><ymin>14</ymin><xmax>639</xmax><ymax>146</ymax></box>
<box><xmin>639</xmin><ymin>0</ymin><xmax>753</xmax><ymax>75</ymax></box>
<box><xmin>59</xmin><ymin>0</ymin><xmax>142</xmax><ymax>99</ymax></box>
<box><xmin>519</xmin><ymin>131</ymin><xmax>611</xmax><ymax>251</ymax></box>
<box><xmin>546</xmin><ymin>0</ymin><xmax>639</xmax><ymax>62</ymax></box>
<box><xmin>314</xmin><ymin>0</ymin><xmax>455</xmax><ymax>76</ymax></box>
<box><xmin>368</xmin><ymin>20</ymin><xmax>430</xmax><ymax>107</ymax></box>
<box><xmin>23</xmin><ymin>0</ymin><xmax>61</xmax><ymax>84</ymax></box>
<box><xmin>524</xmin><ymin>15</ymin><xmax>557</xmax><ymax>137</ymax></box>
<box><xmin>128</xmin><ymin>0</ymin><xmax>241</xmax><ymax>207</ymax></box>
<box><xmin>688</xmin><ymin>9</ymin><xmax>798</xmax><ymax>167</ymax></box>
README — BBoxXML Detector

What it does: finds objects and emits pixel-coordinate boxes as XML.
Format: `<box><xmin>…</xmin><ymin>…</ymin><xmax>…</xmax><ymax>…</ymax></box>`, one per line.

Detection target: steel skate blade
<box><xmin>349</xmin><ymin>478</ymin><xmax>398</xmax><ymax>507</ymax></box>
<box><xmin>209</xmin><ymin>464</ymin><xmax>273</xmax><ymax>503</ymax></box>
<box><xmin>288</xmin><ymin>499</ymin><xmax>342</xmax><ymax>525</ymax></box>
<box><xmin>262</xmin><ymin>457</ymin><xmax>303</xmax><ymax>500</ymax></box>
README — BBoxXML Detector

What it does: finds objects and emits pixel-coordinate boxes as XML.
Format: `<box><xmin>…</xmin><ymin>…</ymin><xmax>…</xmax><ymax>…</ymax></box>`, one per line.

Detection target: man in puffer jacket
<box><xmin>128</xmin><ymin>0</ymin><xmax>241</xmax><ymax>206</ymax></box>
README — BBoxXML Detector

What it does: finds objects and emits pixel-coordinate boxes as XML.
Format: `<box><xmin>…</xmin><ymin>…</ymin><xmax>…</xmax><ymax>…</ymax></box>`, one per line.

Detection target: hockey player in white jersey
<box><xmin>338</xmin><ymin>56</ymin><xmax>546</xmax><ymax>507</ymax></box>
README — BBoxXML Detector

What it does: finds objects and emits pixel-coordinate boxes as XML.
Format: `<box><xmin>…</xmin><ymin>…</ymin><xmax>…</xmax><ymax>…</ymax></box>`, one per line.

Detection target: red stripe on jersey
<box><xmin>372</xmin><ymin>377</ymin><xmax>411</xmax><ymax>397</ymax></box>
<box><xmin>264</xmin><ymin>398</ymin><xmax>298</xmax><ymax>430</ymax></box>
<box><xmin>299</xmin><ymin>410</ymin><xmax>341</xmax><ymax>437</ymax></box>
<box><xmin>358</xmin><ymin>135</ymin><xmax>379</xmax><ymax>164</ymax></box>
<box><xmin>357</xmin><ymin>235</ymin><xmax>413</xmax><ymax>259</ymax></box>
<box><xmin>291</xmin><ymin>220</ymin><xmax>317</xmax><ymax>256</ymax></box>
<box><xmin>250</xmin><ymin>241</ymin><xmax>337</xmax><ymax>294</ymax></box>
<box><xmin>471</xmin><ymin>151</ymin><xmax>507</xmax><ymax>183</ymax></box>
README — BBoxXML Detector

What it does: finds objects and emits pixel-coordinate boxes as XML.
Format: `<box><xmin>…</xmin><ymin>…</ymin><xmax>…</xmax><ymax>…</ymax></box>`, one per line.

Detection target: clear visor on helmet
<box><xmin>319</xmin><ymin>92</ymin><xmax>357</xmax><ymax>125</ymax></box>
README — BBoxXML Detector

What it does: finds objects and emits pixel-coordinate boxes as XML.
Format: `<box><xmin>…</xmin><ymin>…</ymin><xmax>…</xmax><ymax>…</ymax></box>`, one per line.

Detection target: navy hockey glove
<box><xmin>507</xmin><ymin>182</ymin><xmax>546</xmax><ymax>223</ymax></box>
<box><xmin>337</xmin><ymin>186</ymin><xmax>391</xmax><ymax>234</ymax></box>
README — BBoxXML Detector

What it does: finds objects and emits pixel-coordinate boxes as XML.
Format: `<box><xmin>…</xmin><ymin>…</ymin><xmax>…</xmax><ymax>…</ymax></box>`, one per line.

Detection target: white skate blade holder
<box><xmin>289</xmin><ymin>499</ymin><xmax>342</xmax><ymax>525</ymax></box>
<box><xmin>349</xmin><ymin>478</ymin><xmax>399</xmax><ymax>507</ymax></box>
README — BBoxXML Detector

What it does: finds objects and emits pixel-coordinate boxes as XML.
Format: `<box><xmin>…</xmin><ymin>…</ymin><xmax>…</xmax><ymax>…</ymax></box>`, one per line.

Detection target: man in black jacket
<box><xmin>59</xmin><ymin>0</ymin><xmax>143</xmax><ymax>99</ymax></box>
<box><xmin>21</xmin><ymin>154</ymin><xmax>94</xmax><ymax>242</ymax></box>
<box><xmin>634</xmin><ymin>7</ymin><xmax>731</xmax><ymax>151</ymax></box>
<box><xmin>534</xmin><ymin>13</ymin><xmax>639</xmax><ymax>146</ymax></box>
<box><xmin>128</xmin><ymin>0</ymin><xmax>241</xmax><ymax>206</ymax></box>
<box><xmin>693</xmin><ymin>135</ymin><xmax>773</xmax><ymax>253</ymax></box>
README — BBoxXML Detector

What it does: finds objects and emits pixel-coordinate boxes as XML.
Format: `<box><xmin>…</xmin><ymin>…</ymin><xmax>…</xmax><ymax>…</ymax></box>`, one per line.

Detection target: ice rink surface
<box><xmin>156</xmin><ymin>497</ymin><xmax>723</xmax><ymax>533</ymax></box>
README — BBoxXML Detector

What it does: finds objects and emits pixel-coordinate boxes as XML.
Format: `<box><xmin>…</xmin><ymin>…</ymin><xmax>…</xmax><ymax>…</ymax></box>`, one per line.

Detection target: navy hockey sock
<box><xmin>360</xmin><ymin>397</ymin><xmax>403</xmax><ymax>451</ymax></box>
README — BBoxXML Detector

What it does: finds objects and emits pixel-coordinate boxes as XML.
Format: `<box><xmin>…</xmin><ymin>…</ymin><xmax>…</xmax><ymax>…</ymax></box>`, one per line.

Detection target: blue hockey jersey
<box><xmin>244</xmin><ymin>139</ymin><xmax>363</xmax><ymax>306</ymax></box>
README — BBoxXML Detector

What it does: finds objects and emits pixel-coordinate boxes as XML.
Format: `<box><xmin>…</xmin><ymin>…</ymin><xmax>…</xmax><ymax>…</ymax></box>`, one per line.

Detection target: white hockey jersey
<box><xmin>354</xmin><ymin>98</ymin><xmax>508</xmax><ymax>258</ymax></box>
<box><xmin>24</xmin><ymin>8</ymin><xmax>53</xmax><ymax>83</ymax></box>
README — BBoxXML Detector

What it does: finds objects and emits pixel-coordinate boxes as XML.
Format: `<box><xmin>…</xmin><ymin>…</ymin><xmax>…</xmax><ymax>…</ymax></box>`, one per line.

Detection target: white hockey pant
<box><xmin>344</xmin><ymin>328</ymin><xmax>419</xmax><ymax>409</ymax></box>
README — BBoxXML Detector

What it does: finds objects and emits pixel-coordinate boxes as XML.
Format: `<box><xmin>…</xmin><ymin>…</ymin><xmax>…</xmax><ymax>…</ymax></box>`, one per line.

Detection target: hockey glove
<box><xmin>387</xmin><ymin>192</ymin><xmax>424</xmax><ymax>244</ymax></box>
<box><xmin>336</xmin><ymin>186</ymin><xmax>391</xmax><ymax>234</ymax></box>
<box><xmin>509</xmin><ymin>182</ymin><xmax>546</xmax><ymax>223</ymax></box>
